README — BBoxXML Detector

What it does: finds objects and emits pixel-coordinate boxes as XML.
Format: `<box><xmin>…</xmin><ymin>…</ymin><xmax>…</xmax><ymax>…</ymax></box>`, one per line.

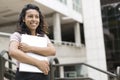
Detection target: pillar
<box><xmin>53</xmin><ymin>13</ymin><xmax>62</xmax><ymax>44</ymax></box>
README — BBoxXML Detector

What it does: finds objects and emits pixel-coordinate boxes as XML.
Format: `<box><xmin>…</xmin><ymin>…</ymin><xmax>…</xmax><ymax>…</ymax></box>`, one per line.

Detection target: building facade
<box><xmin>1</xmin><ymin>0</ymin><xmax>119</xmax><ymax>80</ymax></box>
<box><xmin>101</xmin><ymin>1</ymin><xmax>120</xmax><ymax>74</ymax></box>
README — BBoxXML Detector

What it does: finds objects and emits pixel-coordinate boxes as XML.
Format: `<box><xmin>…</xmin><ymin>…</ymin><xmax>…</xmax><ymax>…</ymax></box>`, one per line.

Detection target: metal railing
<box><xmin>50</xmin><ymin>40</ymin><xmax>84</xmax><ymax>47</ymax></box>
<box><xmin>0</xmin><ymin>50</ymin><xmax>120</xmax><ymax>80</ymax></box>
<box><xmin>0</xmin><ymin>50</ymin><xmax>16</xmax><ymax>80</ymax></box>
<box><xmin>49</xmin><ymin>58</ymin><xmax>120</xmax><ymax>80</ymax></box>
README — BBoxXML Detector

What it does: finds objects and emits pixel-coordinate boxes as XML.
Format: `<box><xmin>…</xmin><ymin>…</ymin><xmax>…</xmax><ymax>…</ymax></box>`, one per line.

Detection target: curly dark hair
<box><xmin>17</xmin><ymin>4</ymin><xmax>48</xmax><ymax>35</ymax></box>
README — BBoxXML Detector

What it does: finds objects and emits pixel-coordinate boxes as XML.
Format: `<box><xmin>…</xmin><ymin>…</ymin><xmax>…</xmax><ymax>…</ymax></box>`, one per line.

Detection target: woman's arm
<box><xmin>19</xmin><ymin>42</ymin><xmax>56</xmax><ymax>56</ymax></box>
<box><xmin>9</xmin><ymin>41</ymin><xmax>50</xmax><ymax>75</ymax></box>
<box><xmin>30</xmin><ymin>43</ymin><xmax>56</xmax><ymax>56</ymax></box>
<box><xmin>19</xmin><ymin>34</ymin><xmax>56</xmax><ymax>56</ymax></box>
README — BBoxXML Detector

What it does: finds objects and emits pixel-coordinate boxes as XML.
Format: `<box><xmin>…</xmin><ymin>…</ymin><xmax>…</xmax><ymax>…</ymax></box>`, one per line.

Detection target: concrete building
<box><xmin>0</xmin><ymin>0</ymin><xmax>119</xmax><ymax>80</ymax></box>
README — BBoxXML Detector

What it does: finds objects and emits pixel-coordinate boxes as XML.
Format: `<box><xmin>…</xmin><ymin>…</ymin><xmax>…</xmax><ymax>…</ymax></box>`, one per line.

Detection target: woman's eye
<box><xmin>35</xmin><ymin>15</ymin><xmax>39</xmax><ymax>18</ymax></box>
<box><xmin>28</xmin><ymin>15</ymin><xmax>33</xmax><ymax>18</ymax></box>
<box><xmin>27</xmin><ymin>15</ymin><xmax>39</xmax><ymax>19</ymax></box>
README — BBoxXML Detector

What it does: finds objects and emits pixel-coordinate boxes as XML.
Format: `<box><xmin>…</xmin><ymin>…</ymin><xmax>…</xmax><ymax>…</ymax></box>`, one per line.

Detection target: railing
<box><xmin>0</xmin><ymin>50</ymin><xmax>120</xmax><ymax>80</ymax></box>
<box><xmin>50</xmin><ymin>40</ymin><xmax>84</xmax><ymax>47</ymax></box>
<box><xmin>0</xmin><ymin>50</ymin><xmax>16</xmax><ymax>80</ymax></box>
<box><xmin>0</xmin><ymin>32</ymin><xmax>84</xmax><ymax>48</ymax></box>
<box><xmin>50</xmin><ymin>58</ymin><xmax>120</xmax><ymax>80</ymax></box>
<box><xmin>117</xmin><ymin>66</ymin><xmax>120</xmax><ymax>79</ymax></box>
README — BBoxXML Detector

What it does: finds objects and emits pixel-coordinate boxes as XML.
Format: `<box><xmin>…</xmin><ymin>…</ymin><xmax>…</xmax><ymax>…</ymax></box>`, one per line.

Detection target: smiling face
<box><xmin>23</xmin><ymin>9</ymin><xmax>40</xmax><ymax>34</ymax></box>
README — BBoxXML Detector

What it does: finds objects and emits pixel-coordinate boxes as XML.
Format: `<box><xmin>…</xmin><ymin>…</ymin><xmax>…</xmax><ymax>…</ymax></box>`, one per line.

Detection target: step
<box><xmin>55</xmin><ymin>77</ymin><xmax>93</xmax><ymax>80</ymax></box>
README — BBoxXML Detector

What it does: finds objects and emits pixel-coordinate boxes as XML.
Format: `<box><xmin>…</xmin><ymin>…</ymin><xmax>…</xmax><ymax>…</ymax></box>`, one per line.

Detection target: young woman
<box><xmin>9</xmin><ymin>4</ymin><xmax>56</xmax><ymax>80</ymax></box>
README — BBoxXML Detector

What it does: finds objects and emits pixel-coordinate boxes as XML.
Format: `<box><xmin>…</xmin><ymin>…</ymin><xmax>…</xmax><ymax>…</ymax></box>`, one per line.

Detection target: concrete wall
<box><xmin>0</xmin><ymin>33</ymin><xmax>10</xmax><ymax>52</ymax></box>
<box><xmin>54</xmin><ymin>44</ymin><xmax>86</xmax><ymax>64</ymax></box>
<box><xmin>0</xmin><ymin>32</ymin><xmax>86</xmax><ymax>63</ymax></box>
<box><xmin>35</xmin><ymin>0</ymin><xmax>82</xmax><ymax>22</ymax></box>
<box><xmin>0</xmin><ymin>32</ymin><xmax>87</xmax><ymax>76</ymax></box>
<box><xmin>81</xmin><ymin>0</ymin><xmax>108</xmax><ymax>80</ymax></box>
<box><xmin>0</xmin><ymin>33</ymin><xmax>86</xmax><ymax>63</ymax></box>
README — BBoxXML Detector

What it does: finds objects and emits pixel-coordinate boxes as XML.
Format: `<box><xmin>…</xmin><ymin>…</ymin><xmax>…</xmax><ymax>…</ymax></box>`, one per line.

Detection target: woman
<box><xmin>9</xmin><ymin>4</ymin><xmax>56</xmax><ymax>80</ymax></box>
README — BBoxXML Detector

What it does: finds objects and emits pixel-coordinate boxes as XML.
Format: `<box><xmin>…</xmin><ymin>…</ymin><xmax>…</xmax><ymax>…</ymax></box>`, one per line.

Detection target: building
<box><xmin>0</xmin><ymin>0</ymin><xmax>119</xmax><ymax>80</ymax></box>
<box><xmin>101</xmin><ymin>0</ymin><xmax>120</xmax><ymax>75</ymax></box>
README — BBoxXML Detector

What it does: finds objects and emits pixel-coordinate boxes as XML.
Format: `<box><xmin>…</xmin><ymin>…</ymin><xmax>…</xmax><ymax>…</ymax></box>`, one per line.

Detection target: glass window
<box><xmin>102</xmin><ymin>3</ymin><xmax>120</xmax><ymax>73</ymax></box>
<box><xmin>57</xmin><ymin>0</ymin><xmax>67</xmax><ymax>5</ymax></box>
<box><xmin>72</xmin><ymin>0</ymin><xmax>81</xmax><ymax>13</ymax></box>
<box><xmin>64</xmin><ymin>65</ymin><xmax>85</xmax><ymax>77</ymax></box>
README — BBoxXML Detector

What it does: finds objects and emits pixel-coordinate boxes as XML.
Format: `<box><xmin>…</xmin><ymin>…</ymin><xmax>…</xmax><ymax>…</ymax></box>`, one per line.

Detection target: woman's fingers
<box><xmin>37</xmin><ymin>61</ymin><xmax>50</xmax><ymax>75</ymax></box>
<box><xmin>43</xmin><ymin>62</ymin><xmax>50</xmax><ymax>75</ymax></box>
<box><xmin>18</xmin><ymin>43</ymin><xmax>30</xmax><ymax>52</ymax></box>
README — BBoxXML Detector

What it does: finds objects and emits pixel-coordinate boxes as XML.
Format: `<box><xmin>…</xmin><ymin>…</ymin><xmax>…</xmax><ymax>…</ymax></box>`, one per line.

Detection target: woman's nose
<box><xmin>32</xmin><ymin>17</ymin><xmax>36</xmax><ymax>20</ymax></box>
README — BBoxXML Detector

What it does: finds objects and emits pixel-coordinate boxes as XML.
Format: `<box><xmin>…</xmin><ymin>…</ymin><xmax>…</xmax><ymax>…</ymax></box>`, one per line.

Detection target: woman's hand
<box><xmin>36</xmin><ymin>60</ymin><xmax>50</xmax><ymax>75</ymax></box>
<box><xmin>19</xmin><ymin>43</ymin><xmax>31</xmax><ymax>53</ymax></box>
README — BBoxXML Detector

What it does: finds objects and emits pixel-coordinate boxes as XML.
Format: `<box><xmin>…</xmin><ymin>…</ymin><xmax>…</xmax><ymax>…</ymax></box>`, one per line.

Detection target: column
<box><xmin>81</xmin><ymin>0</ymin><xmax>108</xmax><ymax>80</ymax></box>
<box><xmin>60</xmin><ymin>66</ymin><xmax>64</xmax><ymax>78</ymax></box>
<box><xmin>74</xmin><ymin>22</ymin><xmax>81</xmax><ymax>47</ymax></box>
<box><xmin>53</xmin><ymin>13</ymin><xmax>61</xmax><ymax>44</ymax></box>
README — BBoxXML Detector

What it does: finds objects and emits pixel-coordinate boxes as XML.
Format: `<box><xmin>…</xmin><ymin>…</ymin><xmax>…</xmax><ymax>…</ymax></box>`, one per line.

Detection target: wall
<box><xmin>0</xmin><ymin>34</ymin><xmax>10</xmax><ymax>52</ymax></box>
<box><xmin>0</xmin><ymin>32</ymin><xmax>86</xmax><ymax>64</ymax></box>
<box><xmin>81</xmin><ymin>0</ymin><xmax>108</xmax><ymax>80</ymax></box>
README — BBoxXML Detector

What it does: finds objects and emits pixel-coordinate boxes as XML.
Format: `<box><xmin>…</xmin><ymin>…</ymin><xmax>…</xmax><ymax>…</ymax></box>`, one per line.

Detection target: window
<box><xmin>102</xmin><ymin>3</ymin><xmax>120</xmax><ymax>73</ymax></box>
<box><xmin>64</xmin><ymin>71</ymin><xmax>77</xmax><ymax>77</ymax></box>
<box><xmin>72</xmin><ymin>0</ymin><xmax>81</xmax><ymax>13</ymax></box>
<box><xmin>57</xmin><ymin>0</ymin><xmax>67</xmax><ymax>5</ymax></box>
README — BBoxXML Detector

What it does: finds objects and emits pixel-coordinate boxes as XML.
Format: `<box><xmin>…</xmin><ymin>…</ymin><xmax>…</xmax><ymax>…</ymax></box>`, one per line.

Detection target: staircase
<box><xmin>0</xmin><ymin>50</ymin><xmax>120</xmax><ymax>80</ymax></box>
<box><xmin>0</xmin><ymin>50</ymin><xmax>16</xmax><ymax>80</ymax></box>
<box><xmin>54</xmin><ymin>77</ymin><xmax>93</xmax><ymax>80</ymax></box>
<box><xmin>49</xmin><ymin>58</ymin><xmax>120</xmax><ymax>80</ymax></box>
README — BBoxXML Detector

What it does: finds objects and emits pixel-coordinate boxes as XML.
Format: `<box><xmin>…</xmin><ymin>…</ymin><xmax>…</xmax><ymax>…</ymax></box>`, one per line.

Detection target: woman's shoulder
<box><xmin>10</xmin><ymin>32</ymin><xmax>21</xmax><ymax>42</ymax></box>
<box><xmin>12</xmin><ymin>32</ymin><xmax>21</xmax><ymax>36</ymax></box>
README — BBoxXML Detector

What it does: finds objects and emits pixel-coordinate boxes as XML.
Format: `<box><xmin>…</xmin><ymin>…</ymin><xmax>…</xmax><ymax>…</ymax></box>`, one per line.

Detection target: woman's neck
<box><xmin>31</xmin><ymin>31</ymin><xmax>36</xmax><ymax>36</ymax></box>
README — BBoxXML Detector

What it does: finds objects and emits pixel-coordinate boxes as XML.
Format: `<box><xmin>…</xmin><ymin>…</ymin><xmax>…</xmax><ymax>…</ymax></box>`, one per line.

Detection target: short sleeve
<box><xmin>10</xmin><ymin>32</ymin><xmax>21</xmax><ymax>42</ymax></box>
<box><xmin>44</xmin><ymin>35</ymin><xmax>51</xmax><ymax>44</ymax></box>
